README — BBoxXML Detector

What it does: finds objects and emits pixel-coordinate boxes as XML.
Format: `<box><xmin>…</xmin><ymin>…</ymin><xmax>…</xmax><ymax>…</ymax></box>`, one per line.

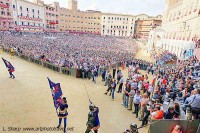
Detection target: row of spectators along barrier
<box><xmin>3</xmin><ymin>49</ymin><xmax>121</xmax><ymax>78</ymax></box>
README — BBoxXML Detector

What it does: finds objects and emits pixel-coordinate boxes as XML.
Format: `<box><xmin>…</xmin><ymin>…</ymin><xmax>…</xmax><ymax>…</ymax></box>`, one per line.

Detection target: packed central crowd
<box><xmin>0</xmin><ymin>31</ymin><xmax>137</xmax><ymax>68</ymax></box>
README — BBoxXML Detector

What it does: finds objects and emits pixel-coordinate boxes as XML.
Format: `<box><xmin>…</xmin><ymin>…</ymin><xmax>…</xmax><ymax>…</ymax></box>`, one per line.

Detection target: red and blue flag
<box><xmin>47</xmin><ymin>77</ymin><xmax>63</xmax><ymax>110</ymax></box>
<box><xmin>2</xmin><ymin>58</ymin><xmax>15</xmax><ymax>72</ymax></box>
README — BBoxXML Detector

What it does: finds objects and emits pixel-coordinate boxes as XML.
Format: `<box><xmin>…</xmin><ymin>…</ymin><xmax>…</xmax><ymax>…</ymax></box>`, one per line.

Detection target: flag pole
<box><xmin>84</xmin><ymin>84</ymin><xmax>92</xmax><ymax>104</ymax></box>
<box><xmin>47</xmin><ymin>77</ymin><xmax>60</xmax><ymax>116</ymax></box>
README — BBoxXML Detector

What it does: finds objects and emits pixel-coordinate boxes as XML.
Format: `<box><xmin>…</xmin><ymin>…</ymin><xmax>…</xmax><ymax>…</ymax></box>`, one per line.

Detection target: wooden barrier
<box><xmin>2</xmin><ymin>48</ymin><xmax>123</xmax><ymax>78</ymax></box>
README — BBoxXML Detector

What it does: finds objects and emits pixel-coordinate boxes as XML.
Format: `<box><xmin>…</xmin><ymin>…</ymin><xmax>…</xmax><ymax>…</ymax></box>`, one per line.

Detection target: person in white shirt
<box><xmin>133</xmin><ymin>90</ymin><xmax>142</xmax><ymax>118</ymax></box>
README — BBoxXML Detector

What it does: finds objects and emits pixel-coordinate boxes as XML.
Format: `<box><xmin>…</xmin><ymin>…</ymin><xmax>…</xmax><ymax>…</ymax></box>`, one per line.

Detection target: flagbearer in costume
<box><xmin>2</xmin><ymin>58</ymin><xmax>15</xmax><ymax>79</ymax></box>
<box><xmin>47</xmin><ymin>78</ymin><xmax>67</xmax><ymax>133</ymax></box>
<box><xmin>10</xmin><ymin>48</ymin><xmax>15</xmax><ymax>59</ymax></box>
<box><xmin>8</xmin><ymin>65</ymin><xmax>15</xmax><ymax>79</ymax></box>
<box><xmin>85</xmin><ymin>102</ymin><xmax>100</xmax><ymax>133</ymax></box>
<box><xmin>57</xmin><ymin>97</ymin><xmax>68</xmax><ymax>133</ymax></box>
<box><xmin>0</xmin><ymin>45</ymin><xmax>3</xmax><ymax>54</ymax></box>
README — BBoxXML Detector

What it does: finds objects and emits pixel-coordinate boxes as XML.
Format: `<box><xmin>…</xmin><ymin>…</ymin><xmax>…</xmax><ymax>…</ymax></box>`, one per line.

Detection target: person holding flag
<box><xmin>47</xmin><ymin>78</ymin><xmax>68</xmax><ymax>133</ymax></box>
<box><xmin>2</xmin><ymin>58</ymin><xmax>15</xmax><ymax>79</ymax></box>
<box><xmin>57</xmin><ymin>97</ymin><xmax>68</xmax><ymax>133</ymax></box>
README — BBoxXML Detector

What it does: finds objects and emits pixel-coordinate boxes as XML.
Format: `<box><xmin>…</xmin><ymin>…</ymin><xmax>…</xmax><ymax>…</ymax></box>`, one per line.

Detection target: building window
<box><xmin>38</xmin><ymin>10</ymin><xmax>39</xmax><ymax>14</ymax></box>
<box><xmin>21</xmin><ymin>13</ymin><xmax>23</xmax><ymax>16</ymax></box>
<box><xmin>32</xmin><ymin>9</ymin><xmax>34</xmax><ymax>12</ymax></box>
<box><xmin>13</xmin><ymin>5</ymin><xmax>15</xmax><ymax>9</ymax></box>
<box><xmin>22</xmin><ymin>22</ymin><xmax>24</xmax><ymax>25</ymax></box>
<box><xmin>27</xmin><ymin>8</ymin><xmax>29</xmax><ymax>12</ymax></box>
<box><xmin>20</xmin><ymin>6</ymin><xmax>22</xmax><ymax>10</ymax></box>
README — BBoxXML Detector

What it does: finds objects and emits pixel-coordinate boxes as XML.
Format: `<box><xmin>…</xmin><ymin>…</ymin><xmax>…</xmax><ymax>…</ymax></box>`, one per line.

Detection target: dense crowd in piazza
<box><xmin>0</xmin><ymin>31</ymin><xmax>137</xmax><ymax>69</ymax></box>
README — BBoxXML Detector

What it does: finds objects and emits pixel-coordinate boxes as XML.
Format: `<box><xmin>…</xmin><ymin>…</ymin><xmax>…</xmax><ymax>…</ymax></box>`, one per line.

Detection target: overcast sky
<box><xmin>43</xmin><ymin>0</ymin><xmax>165</xmax><ymax>16</ymax></box>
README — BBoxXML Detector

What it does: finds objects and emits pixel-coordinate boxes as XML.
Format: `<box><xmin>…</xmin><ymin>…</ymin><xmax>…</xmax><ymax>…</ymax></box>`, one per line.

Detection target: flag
<box><xmin>47</xmin><ymin>77</ymin><xmax>63</xmax><ymax>109</ymax></box>
<box><xmin>2</xmin><ymin>58</ymin><xmax>15</xmax><ymax>72</ymax></box>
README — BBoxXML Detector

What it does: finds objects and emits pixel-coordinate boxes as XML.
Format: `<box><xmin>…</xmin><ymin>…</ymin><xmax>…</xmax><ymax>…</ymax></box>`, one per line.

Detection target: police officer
<box><xmin>57</xmin><ymin>97</ymin><xmax>68</xmax><ymax>133</ymax></box>
<box><xmin>85</xmin><ymin>103</ymin><xmax>100</xmax><ymax>133</ymax></box>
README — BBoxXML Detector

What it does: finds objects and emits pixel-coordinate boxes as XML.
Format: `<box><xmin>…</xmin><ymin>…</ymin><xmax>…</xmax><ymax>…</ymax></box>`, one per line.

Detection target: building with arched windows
<box><xmin>159</xmin><ymin>0</ymin><xmax>200</xmax><ymax>58</ymax></box>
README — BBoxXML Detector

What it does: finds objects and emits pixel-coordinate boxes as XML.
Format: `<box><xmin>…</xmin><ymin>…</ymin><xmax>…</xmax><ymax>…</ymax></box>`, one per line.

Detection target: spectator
<box><xmin>133</xmin><ymin>90</ymin><xmax>142</xmax><ymax>118</ymax></box>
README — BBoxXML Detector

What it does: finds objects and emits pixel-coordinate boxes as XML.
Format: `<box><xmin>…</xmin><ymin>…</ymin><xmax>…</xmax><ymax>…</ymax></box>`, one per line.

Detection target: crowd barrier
<box><xmin>2</xmin><ymin>49</ymin><xmax>122</xmax><ymax>78</ymax></box>
<box><xmin>148</xmin><ymin>119</ymin><xmax>200</xmax><ymax>133</ymax></box>
<box><xmin>3</xmin><ymin>49</ymin><xmax>74</xmax><ymax>77</ymax></box>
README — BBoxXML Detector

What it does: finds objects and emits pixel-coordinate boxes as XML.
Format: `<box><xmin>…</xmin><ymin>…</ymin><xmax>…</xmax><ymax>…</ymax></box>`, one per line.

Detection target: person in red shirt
<box><xmin>144</xmin><ymin>81</ymin><xmax>150</xmax><ymax>94</ymax></box>
<box><xmin>162</xmin><ymin>77</ymin><xmax>167</xmax><ymax>85</ymax></box>
<box><xmin>152</xmin><ymin>76</ymin><xmax>156</xmax><ymax>87</ymax></box>
<box><xmin>151</xmin><ymin>105</ymin><xmax>164</xmax><ymax>120</ymax></box>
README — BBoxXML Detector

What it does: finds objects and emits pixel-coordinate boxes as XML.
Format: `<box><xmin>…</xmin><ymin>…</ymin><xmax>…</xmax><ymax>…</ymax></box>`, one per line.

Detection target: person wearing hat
<box><xmin>85</xmin><ymin>103</ymin><xmax>100</xmax><ymax>133</ymax></box>
<box><xmin>57</xmin><ymin>97</ymin><xmax>68</xmax><ymax>133</ymax></box>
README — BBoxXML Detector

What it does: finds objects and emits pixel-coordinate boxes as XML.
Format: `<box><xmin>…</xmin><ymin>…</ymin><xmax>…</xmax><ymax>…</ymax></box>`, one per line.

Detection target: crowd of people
<box><xmin>102</xmin><ymin>57</ymin><xmax>200</xmax><ymax>128</ymax></box>
<box><xmin>0</xmin><ymin>31</ymin><xmax>137</xmax><ymax>69</ymax></box>
<box><xmin>1</xmin><ymin>30</ymin><xmax>199</xmax><ymax>132</ymax></box>
<box><xmin>151</xmin><ymin>50</ymin><xmax>177</xmax><ymax>66</ymax></box>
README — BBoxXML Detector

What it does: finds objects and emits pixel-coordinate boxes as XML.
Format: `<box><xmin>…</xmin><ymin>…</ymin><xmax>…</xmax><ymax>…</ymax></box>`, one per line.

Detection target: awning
<box><xmin>49</xmin><ymin>22</ymin><xmax>57</xmax><ymax>25</ymax></box>
<box><xmin>49</xmin><ymin>30</ymin><xmax>58</xmax><ymax>32</ymax></box>
<box><xmin>0</xmin><ymin>4</ymin><xmax>9</xmax><ymax>8</ymax></box>
<box><xmin>15</xmin><ymin>25</ymin><xmax>43</xmax><ymax>29</ymax></box>
<box><xmin>0</xmin><ymin>18</ymin><xmax>13</xmax><ymax>22</ymax></box>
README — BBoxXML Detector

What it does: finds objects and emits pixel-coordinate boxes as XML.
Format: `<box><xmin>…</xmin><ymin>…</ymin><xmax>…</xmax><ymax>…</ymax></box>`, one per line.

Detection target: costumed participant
<box><xmin>124</xmin><ymin>123</ymin><xmax>138</xmax><ymax>133</ymax></box>
<box><xmin>2</xmin><ymin>58</ymin><xmax>15</xmax><ymax>79</ymax></box>
<box><xmin>10</xmin><ymin>48</ymin><xmax>15</xmax><ymax>59</ymax></box>
<box><xmin>57</xmin><ymin>97</ymin><xmax>68</xmax><ymax>133</ymax></box>
<box><xmin>0</xmin><ymin>45</ymin><xmax>3</xmax><ymax>54</ymax></box>
<box><xmin>85</xmin><ymin>102</ymin><xmax>100</xmax><ymax>133</ymax></box>
<box><xmin>8</xmin><ymin>64</ymin><xmax>15</xmax><ymax>79</ymax></box>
